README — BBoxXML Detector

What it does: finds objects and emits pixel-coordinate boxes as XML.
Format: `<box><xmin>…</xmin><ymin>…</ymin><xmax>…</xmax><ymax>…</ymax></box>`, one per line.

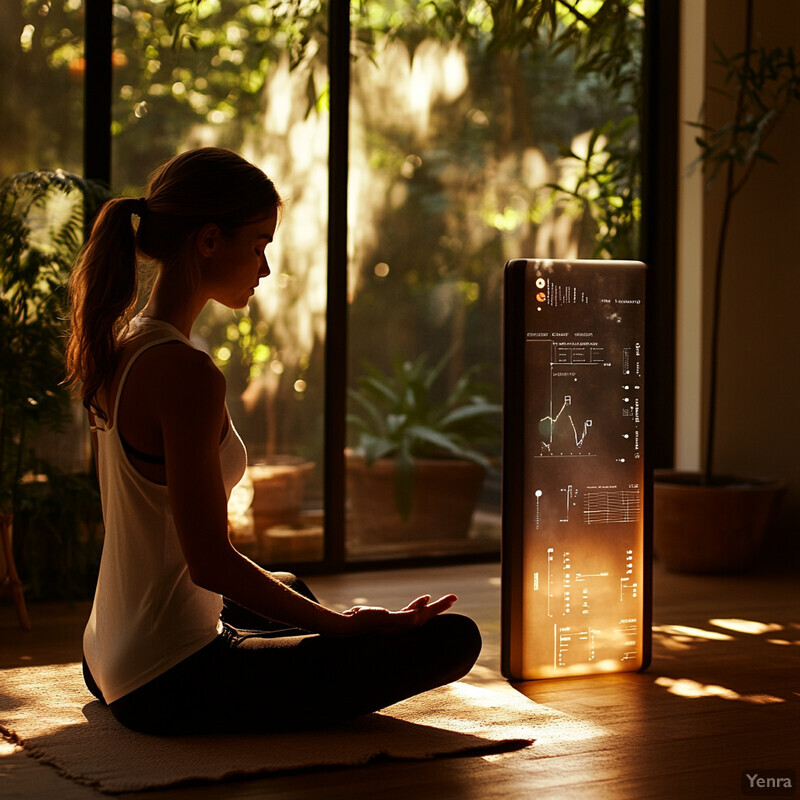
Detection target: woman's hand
<box><xmin>339</xmin><ymin>594</ymin><xmax>457</xmax><ymax>635</ymax></box>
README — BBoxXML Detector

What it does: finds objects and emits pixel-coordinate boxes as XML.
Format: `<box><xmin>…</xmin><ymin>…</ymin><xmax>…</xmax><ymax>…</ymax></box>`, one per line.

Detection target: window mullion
<box><xmin>323</xmin><ymin>0</ymin><xmax>351</xmax><ymax>568</ymax></box>
<box><xmin>83</xmin><ymin>0</ymin><xmax>112</xmax><ymax>186</ymax></box>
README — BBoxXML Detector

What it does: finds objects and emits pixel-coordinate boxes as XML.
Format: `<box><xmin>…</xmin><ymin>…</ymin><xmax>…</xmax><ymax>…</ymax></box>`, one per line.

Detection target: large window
<box><xmin>3</xmin><ymin>1</ymin><xmax>659</xmax><ymax>572</ymax></box>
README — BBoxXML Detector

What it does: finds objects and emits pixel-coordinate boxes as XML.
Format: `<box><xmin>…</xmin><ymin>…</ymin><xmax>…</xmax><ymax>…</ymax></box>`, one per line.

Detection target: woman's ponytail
<box><xmin>65</xmin><ymin>197</ymin><xmax>140</xmax><ymax>420</ymax></box>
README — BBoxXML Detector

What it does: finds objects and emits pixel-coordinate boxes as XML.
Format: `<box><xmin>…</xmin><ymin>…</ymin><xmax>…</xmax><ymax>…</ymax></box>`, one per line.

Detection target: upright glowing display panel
<box><xmin>502</xmin><ymin>259</ymin><xmax>651</xmax><ymax>680</ymax></box>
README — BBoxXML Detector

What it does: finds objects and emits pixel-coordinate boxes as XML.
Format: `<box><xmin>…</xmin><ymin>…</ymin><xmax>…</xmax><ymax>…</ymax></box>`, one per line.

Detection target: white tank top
<box><xmin>83</xmin><ymin>318</ymin><xmax>247</xmax><ymax>704</ymax></box>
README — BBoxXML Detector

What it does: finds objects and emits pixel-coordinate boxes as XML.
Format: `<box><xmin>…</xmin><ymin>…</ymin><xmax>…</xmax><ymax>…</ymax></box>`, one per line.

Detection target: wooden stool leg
<box><xmin>1</xmin><ymin>513</ymin><xmax>31</xmax><ymax>631</ymax></box>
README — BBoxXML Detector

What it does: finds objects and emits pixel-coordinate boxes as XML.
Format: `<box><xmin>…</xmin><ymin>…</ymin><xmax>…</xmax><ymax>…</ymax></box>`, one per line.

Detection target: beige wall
<box><xmin>701</xmin><ymin>0</ymin><xmax>800</xmax><ymax>545</ymax></box>
<box><xmin>675</xmin><ymin>0</ymin><xmax>706</xmax><ymax>471</ymax></box>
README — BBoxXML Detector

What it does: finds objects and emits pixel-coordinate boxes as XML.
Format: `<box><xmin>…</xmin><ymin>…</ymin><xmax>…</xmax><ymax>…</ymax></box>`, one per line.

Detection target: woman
<box><xmin>65</xmin><ymin>148</ymin><xmax>481</xmax><ymax>735</ymax></box>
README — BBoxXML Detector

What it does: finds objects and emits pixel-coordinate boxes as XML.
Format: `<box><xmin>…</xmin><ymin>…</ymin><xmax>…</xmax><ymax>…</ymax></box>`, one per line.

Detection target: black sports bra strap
<box><xmin>118</xmin><ymin>429</ymin><xmax>166</xmax><ymax>465</ymax></box>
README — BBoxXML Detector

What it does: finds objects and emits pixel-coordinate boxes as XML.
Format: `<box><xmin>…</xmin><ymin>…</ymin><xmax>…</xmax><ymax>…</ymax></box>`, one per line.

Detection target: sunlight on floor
<box><xmin>708</xmin><ymin>618</ymin><xmax>785</xmax><ymax>635</ymax></box>
<box><xmin>461</xmin><ymin>668</ymin><xmax>610</xmax><ymax>753</ymax></box>
<box><xmin>0</xmin><ymin>740</ymin><xmax>20</xmax><ymax>758</ymax></box>
<box><xmin>654</xmin><ymin>618</ymin><xmax>800</xmax><ymax>654</ymax></box>
<box><xmin>708</xmin><ymin>619</ymin><xmax>800</xmax><ymax>645</ymax></box>
<box><xmin>652</xmin><ymin>624</ymin><xmax>734</xmax><ymax>642</ymax></box>
<box><xmin>654</xmin><ymin>676</ymin><xmax>784</xmax><ymax>704</ymax></box>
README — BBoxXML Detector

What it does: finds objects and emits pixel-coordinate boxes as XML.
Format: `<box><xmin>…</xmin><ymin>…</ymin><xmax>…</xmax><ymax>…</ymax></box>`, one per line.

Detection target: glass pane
<box><xmin>111</xmin><ymin>2</ymin><xmax>329</xmax><ymax>565</ymax></box>
<box><xmin>346</xmin><ymin>2</ymin><xmax>642</xmax><ymax>561</ymax></box>
<box><xmin>0</xmin><ymin>1</ymin><xmax>84</xmax><ymax>175</ymax></box>
<box><xmin>0</xmin><ymin>0</ymin><xmax>87</xmax><ymax>474</ymax></box>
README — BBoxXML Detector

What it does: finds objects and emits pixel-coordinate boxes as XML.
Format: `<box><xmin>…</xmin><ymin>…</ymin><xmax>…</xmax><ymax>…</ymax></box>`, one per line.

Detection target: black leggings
<box><xmin>83</xmin><ymin>574</ymin><xmax>482</xmax><ymax>735</ymax></box>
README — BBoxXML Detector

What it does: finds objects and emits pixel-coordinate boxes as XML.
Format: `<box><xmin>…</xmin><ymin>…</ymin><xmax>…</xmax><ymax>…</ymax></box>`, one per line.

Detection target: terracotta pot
<box><xmin>260</xmin><ymin>523</ymin><xmax>324</xmax><ymax>563</ymax></box>
<box><xmin>346</xmin><ymin>453</ymin><xmax>485</xmax><ymax>545</ymax></box>
<box><xmin>653</xmin><ymin>471</ymin><xmax>785</xmax><ymax>574</ymax></box>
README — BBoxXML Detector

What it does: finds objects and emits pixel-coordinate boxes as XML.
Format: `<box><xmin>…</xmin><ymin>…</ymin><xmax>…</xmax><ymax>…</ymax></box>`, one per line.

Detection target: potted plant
<box><xmin>346</xmin><ymin>352</ymin><xmax>501</xmax><ymax>547</ymax></box>
<box><xmin>0</xmin><ymin>169</ymin><xmax>107</xmax><ymax>608</ymax></box>
<box><xmin>653</xmin><ymin>2</ymin><xmax>796</xmax><ymax>573</ymax></box>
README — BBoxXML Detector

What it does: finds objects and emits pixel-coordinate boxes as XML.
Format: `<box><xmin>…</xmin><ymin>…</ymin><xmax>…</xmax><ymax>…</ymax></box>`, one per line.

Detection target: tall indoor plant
<box><xmin>654</xmin><ymin>0</ymin><xmax>798</xmax><ymax>572</ymax></box>
<box><xmin>0</xmin><ymin>169</ymin><xmax>106</xmax><ymax>601</ymax></box>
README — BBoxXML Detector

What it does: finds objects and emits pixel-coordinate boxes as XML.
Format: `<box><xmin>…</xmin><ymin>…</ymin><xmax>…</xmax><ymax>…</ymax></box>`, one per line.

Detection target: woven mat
<box><xmin>0</xmin><ymin>663</ymin><xmax>550</xmax><ymax>794</ymax></box>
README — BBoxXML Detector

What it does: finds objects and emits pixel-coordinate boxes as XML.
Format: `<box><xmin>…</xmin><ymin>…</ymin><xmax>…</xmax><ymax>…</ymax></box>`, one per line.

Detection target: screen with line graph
<box><xmin>502</xmin><ymin>258</ymin><xmax>648</xmax><ymax>680</ymax></box>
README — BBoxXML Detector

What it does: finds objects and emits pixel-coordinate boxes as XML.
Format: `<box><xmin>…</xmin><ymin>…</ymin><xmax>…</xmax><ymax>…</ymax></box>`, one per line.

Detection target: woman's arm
<box><xmin>154</xmin><ymin>346</ymin><xmax>454</xmax><ymax>636</ymax></box>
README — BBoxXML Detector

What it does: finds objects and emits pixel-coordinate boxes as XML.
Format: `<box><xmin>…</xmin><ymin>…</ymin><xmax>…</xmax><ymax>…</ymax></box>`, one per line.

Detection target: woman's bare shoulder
<box><xmin>135</xmin><ymin>339</ymin><xmax>218</xmax><ymax>375</ymax></box>
<box><xmin>126</xmin><ymin>341</ymin><xmax>226</xmax><ymax>413</ymax></box>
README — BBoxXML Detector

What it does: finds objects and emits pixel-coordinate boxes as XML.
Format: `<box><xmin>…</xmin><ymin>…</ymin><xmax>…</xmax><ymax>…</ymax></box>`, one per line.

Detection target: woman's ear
<box><xmin>196</xmin><ymin>222</ymin><xmax>222</xmax><ymax>258</ymax></box>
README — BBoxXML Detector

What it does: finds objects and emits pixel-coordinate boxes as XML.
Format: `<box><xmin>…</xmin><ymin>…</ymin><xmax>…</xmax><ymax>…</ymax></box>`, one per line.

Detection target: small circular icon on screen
<box><xmin>535</xmin><ymin>278</ymin><xmax>546</xmax><ymax>288</ymax></box>
<box><xmin>536</xmin><ymin>291</ymin><xmax>546</xmax><ymax>303</ymax></box>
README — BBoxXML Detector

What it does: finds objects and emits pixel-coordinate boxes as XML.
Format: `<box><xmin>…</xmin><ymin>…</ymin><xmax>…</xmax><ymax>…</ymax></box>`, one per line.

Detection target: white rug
<box><xmin>0</xmin><ymin>663</ymin><xmax>550</xmax><ymax>794</ymax></box>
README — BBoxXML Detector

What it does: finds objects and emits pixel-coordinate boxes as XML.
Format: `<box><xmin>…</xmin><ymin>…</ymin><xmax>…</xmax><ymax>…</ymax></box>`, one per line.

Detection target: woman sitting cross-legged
<box><xmin>65</xmin><ymin>147</ymin><xmax>481</xmax><ymax>735</ymax></box>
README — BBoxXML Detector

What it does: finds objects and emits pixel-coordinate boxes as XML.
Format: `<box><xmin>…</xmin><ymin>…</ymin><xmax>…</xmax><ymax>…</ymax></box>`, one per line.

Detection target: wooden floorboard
<box><xmin>1</xmin><ymin>556</ymin><xmax>799</xmax><ymax>800</ymax></box>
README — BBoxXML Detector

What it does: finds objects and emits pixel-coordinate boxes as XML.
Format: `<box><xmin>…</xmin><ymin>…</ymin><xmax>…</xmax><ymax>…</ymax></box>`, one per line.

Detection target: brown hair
<box><xmin>65</xmin><ymin>147</ymin><xmax>281</xmax><ymax>420</ymax></box>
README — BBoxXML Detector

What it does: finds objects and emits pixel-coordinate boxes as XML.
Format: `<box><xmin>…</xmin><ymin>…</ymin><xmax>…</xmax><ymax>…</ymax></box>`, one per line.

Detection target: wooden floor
<box><xmin>2</xmin><ymin>552</ymin><xmax>799</xmax><ymax>800</ymax></box>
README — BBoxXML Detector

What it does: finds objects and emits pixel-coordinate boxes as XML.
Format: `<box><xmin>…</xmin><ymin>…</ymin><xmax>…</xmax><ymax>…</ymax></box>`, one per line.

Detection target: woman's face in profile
<box><xmin>201</xmin><ymin>210</ymin><xmax>278</xmax><ymax>309</ymax></box>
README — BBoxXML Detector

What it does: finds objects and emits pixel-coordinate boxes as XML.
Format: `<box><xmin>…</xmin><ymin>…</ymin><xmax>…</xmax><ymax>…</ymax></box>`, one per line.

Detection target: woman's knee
<box><xmin>425</xmin><ymin>613</ymin><xmax>482</xmax><ymax>678</ymax></box>
<box><xmin>451</xmin><ymin>613</ymin><xmax>482</xmax><ymax>661</ymax></box>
